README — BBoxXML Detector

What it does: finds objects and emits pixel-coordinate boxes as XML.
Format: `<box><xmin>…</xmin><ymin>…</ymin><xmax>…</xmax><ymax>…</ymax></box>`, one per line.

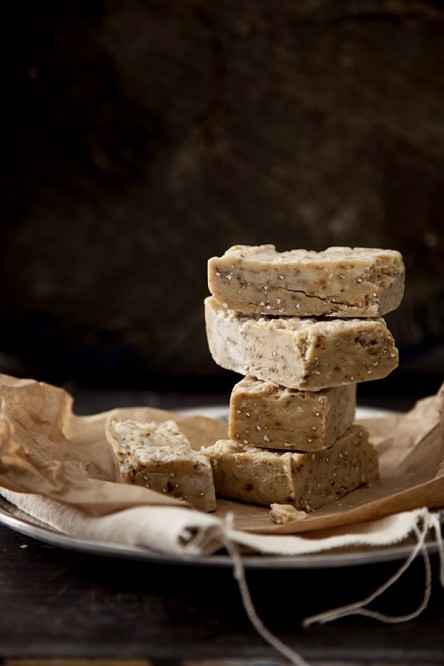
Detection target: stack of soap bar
<box><xmin>208</xmin><ymin>244</ymin><xmax>405</xmax><ymax>317</ymax></box>
<box><xmin>204</xmin><ymin>245</ymin><xmax>405</xmax><ymax>512</ymax></box>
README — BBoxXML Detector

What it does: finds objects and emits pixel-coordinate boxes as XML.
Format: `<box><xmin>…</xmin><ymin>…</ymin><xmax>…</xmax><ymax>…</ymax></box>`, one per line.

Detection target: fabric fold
<box><xmin>1</xmin><ymin>487</ymin><xmax>440</xmax><ymax>560</ymax></box>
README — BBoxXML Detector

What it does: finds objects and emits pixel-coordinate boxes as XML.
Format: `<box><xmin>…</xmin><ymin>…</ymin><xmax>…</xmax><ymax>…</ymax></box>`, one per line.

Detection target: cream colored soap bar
<box><xmin>105</xmin><ymin>416</ymin><xmax>216</xmax><ymax>512</ymax></box>
<box><xmin>204</xmin><ymin>425</ymin><xmax>379</xmax><ymax>511</ymax></box>
<box><xmin>208</xmin><ymin>244</ymin><xmax>405</xmax><ymax>317</ymax></box>
<box><xmin>205</xmin><ymin>296</ymin><xmax>398</xmax><ymax>390</ymax></box>
<box><xmin>229</xmin><ymin>377</ymin><xmax>356</xmax><ymax>451</ymax></box>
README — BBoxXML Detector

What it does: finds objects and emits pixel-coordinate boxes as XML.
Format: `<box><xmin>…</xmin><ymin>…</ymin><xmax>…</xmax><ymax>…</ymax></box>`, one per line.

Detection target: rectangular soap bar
<box><xmin>204</xmin><ymin>425</ymin><xmax>379</xmax><ymax>511</ymax></box>
<box><xmin>105</xmin><ymin>416</ymin><xmax>216</xmax><ymax>512</ymax></box>
<box><xmin>205</xmin><ymin>296</ymin><xmax>399</xmax><ymax>390</ymax></box>
<box><xmin>229</xmin><ymin>377</ymin><xmax>356</xmax><ymax>451</ymax></box>
<box><xmin>208</xmin><ymin>244</ymin><xmax>405</xmax><ymax>317</ymax></box>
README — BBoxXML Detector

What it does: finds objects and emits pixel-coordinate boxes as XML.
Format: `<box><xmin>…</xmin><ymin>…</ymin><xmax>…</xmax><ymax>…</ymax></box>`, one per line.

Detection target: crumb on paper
<box><xmin>270</xmin><ymin>503</ymin><xmax>308</xmax><ymax>524</ymax></box>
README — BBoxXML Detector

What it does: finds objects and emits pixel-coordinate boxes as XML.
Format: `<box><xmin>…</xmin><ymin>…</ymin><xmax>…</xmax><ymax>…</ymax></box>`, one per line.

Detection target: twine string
<box><xmin>223</xmin><ymin>509</ymin><xmax>443</xmax><ymax>665</ymax></box>
<box><xmin>303</xmin><ymin>509</ymin><xmax>441</xmax><ymax>626</ymax></box>
<box><xmin>223</xmin><ymin>534</ymin><xmax>312</xmax><ymax>666</ymax></box>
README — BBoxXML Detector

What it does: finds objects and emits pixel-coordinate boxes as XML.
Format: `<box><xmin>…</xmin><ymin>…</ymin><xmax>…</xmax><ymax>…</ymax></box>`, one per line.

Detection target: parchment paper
<box><xmin>0</xmin><ymin>373</ymin><xmax>443</xmax><ymax>534</ymax></box>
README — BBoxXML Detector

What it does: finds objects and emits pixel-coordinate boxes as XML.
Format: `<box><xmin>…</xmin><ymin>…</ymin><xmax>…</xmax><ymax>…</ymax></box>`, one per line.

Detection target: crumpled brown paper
<box><xmin>0</xmin><ymin>374</ymin><xmax>227</xmax><ymax>516</ymax></box>
<box><xmin>0</xmin><ymin>373</ymin><xmax>443</xmax><ymax>534</ymax></box>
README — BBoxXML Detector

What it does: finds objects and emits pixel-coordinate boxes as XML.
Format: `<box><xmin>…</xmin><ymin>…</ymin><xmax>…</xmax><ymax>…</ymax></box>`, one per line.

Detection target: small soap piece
<box><xmin>205</xmin><ymin>296</ymin><xmax>398</xmax><ymax>390</ymax></box>
<box><xmin>105</xmin><ymin>416</ymin><xmax>216</xmax><ymax>512</ymax></box>
<box><xmin>204</xmin><ymin>425</ymin><xmax>379</xmax><ymax>511</ymax></box>
<box><xmin>229</xmin><ymin>377</ymin><xmax>356</xmax><ymax>451</ymax></box>
<box><xmin>270</xmin><ymin>504</ymin><xmax>307</xmax><ymax>524</ymax></box>
<box><xmin>208</xmin><ymin>244</ymin><xmax>405</xmax><ymax>317</ymax></box>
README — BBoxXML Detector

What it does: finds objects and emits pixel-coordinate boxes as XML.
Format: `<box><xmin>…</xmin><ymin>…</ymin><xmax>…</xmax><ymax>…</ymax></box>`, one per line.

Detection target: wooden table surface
<box><xmin>0</xmin><ymin>519</ymin><xmax>443</xmax><ymax>666</ymax></box>
<box><xmin>0</xmin><ymin>386</ymin><xmax>443</xmax><ymax>666</ymax></box>
<box><xmin>1</xmin><ymin>506</ymin><xmax>444</xmax><ymax>665</ymax></box>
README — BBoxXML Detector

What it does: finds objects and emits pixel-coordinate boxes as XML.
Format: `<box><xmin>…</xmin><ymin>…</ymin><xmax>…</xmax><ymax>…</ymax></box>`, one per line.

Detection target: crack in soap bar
<box><xmin>208</xmin><ymin>244</ymin><xmax>405</xmax><ymax>317</ymax></box>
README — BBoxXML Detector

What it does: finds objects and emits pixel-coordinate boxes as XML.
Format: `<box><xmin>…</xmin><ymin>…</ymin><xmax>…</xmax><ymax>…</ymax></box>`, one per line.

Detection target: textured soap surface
<box><xmin>229</xmin><ymin>376</ymin><xmax>356</xmax><ymax>451</ymax></box>
<box><xmin>105</xmin><ymin>416</ymin><xmax>216</xmax><ymax>512</ymax></box>
<box><xmin>204</xmin><ymin>425</ymin><xmax>379</xmax><ymax>511</ymax></box>
<box><xmin>208</xmin><ymin>244</ymin><xmax>405</xmax><ymax>317</ymax></box>
<box><xmin>205</xmin><ymin>296</ymin><xmax>399</xmax><ymax>390</ymax></box>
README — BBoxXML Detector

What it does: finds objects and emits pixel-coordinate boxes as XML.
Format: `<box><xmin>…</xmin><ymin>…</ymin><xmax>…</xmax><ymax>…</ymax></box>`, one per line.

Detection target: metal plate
<box><xmin>0</xmin><ymin>405</ymin><xmax>441</xmax><ymax>569</ymax></box>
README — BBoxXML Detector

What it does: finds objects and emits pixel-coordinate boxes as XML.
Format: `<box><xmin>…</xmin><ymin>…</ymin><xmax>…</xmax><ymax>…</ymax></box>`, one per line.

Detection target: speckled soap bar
<box><xmin>208</xmin><ymin>244</ymin><xmax>405</xmax><ymax>317</ymax></box>
<box><xmin>204</xmin><ymin>425</ymin><xmax>379</xmax><ymax>511</ymax></box>
<box><xmin>105</xmin><ymin>416</ymin><xmax>216</xmax><ymax>512</ymax></box>
<box><xmin>204</xmin><ymin>296</ymin><xmax>399</xmax><ymax>390</ymax></box>
<box><xmin>229</xmin><ymin>376</ymin><xmax>356</xmax><ymax>451</ymax></box>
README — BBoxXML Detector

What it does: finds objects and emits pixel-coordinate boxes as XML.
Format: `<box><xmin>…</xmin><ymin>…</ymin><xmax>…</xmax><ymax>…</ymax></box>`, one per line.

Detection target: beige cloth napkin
<box><xmin>1</xmin><ymin>486</ymin><xmax>438</xmax><ymax>559</ymax></box>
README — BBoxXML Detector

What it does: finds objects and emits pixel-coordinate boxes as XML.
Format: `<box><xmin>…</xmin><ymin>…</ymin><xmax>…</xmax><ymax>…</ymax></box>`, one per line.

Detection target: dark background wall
<box><xmin>1</xmin><ymin>0</ymin><xmax>443</xmax><ymax>406</ymax></box>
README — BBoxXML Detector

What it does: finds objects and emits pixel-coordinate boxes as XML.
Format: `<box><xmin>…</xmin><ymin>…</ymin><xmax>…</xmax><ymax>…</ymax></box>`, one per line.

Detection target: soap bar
<box><xmin>205</xmin><ymin>296</ymin><xmax>399</xmax><ymax>390</ymax></box>
<box><xmin>229</xmin><ymin>377</ymin><xmax>356</xmax><ymax>451</ymax></box>
<box><xmin>270</xmin><ymin>504</ymin><xmax>308</xmax><ymax>524</ymax></box>
<box><xmin>105</xmin><ymin>416</ymin><xmax>216</xmax><ymax>512</ymax></box>
<box><xmin>204</xmin><ymin>425</ymin><xmax>379</xmax><ymax>511</ymax></box>
<box><xmin>208</xmin><ymin>244</ymin><xmax>405</xmax><ymax>317</ymax></box>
